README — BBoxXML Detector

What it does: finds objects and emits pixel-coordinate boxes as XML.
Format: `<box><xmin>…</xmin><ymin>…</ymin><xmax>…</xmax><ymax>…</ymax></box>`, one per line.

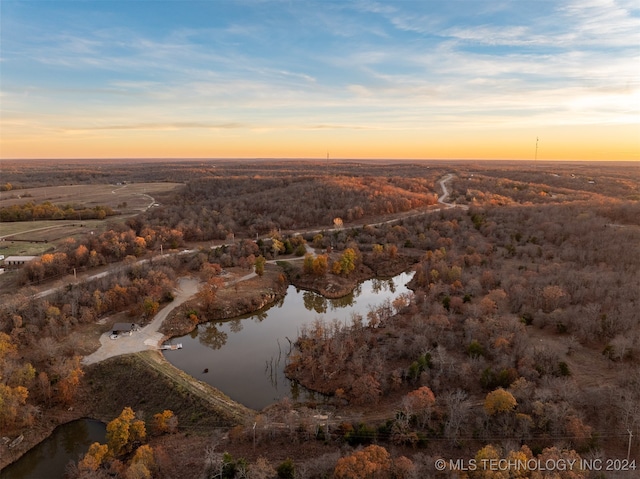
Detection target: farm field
<box><xmin>0</xmin><ymin>182</ymin><xmax>182</xmax><ymax>213</ymax></box>
<box><xmin>0</xmin><ymin>220</ymin><xmax>106</xmax><ymax>256</ymax></box>
<box><xmin>0</xmin><ymin>182</ymin><xmax>182</xmax><ymax>257</ymax></box>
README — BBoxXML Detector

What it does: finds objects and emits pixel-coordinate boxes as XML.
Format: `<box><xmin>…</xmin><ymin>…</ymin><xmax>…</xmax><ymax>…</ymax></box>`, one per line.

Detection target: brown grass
<box><xmin>0</xmin><ymin>182</ymin><xmax>181</xmax><ymax>212</ymax></box>
<box><xmin>82</xmin><ymin>351</ymin><xmax>255</xmax><ymax>426</ymax></box>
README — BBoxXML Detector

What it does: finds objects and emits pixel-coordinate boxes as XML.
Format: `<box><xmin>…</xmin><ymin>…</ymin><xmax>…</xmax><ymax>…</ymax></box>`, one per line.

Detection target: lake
<box><xmin>163</xmin><ymin>271</ymin><xmax>414</xmax><ymax>410</ymax></box>
<box><xmin>1</xmin><ymin>419</ymin><xmax>106</xmax><ymax>479</ymax></box>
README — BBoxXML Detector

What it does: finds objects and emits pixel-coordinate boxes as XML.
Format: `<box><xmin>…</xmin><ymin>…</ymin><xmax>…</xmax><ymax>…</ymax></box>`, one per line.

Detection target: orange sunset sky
<box><xmin>1</xmin><ymin>1</ymin><xmax>638</xmax><ymax>161</ymax></box>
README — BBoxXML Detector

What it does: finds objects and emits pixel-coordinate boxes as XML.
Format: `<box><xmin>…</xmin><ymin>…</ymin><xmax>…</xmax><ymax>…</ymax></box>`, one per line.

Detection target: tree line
<box><xmin>0</xmin><ymin>201</ymin><xmax>116</xmax><ymax>222</ymax></box>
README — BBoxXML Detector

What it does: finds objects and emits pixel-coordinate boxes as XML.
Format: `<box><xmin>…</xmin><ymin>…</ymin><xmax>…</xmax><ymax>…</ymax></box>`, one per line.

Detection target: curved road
<box><xmin>438</xmin><ymin>173</ymin><xmax>468</xmax><ymax>210</ymax></box>
<box><xmin>42</xmin><ymin>174</ymin><xmax>464</xmax><ymax>365</ymax></box>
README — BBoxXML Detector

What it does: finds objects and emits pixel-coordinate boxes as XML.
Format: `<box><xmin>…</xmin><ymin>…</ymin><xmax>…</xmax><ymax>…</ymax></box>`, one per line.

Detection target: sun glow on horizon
<box><xmin>1</xmin><ymin>1</ymin><xmax>638</xmax><ymax>161</ymax></box>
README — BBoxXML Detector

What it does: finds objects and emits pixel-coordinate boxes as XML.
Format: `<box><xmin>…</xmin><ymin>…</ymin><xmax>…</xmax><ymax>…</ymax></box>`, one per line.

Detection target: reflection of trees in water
<box><xmin>61</xmin><ymin>419</ymin><xmax>90</xmax><ymax>453</ymax></box>
<box><xmin>199</xmin><ymin>323</ymin><xmax>228</xmax><ymax>350</ymax></box>
<box><xmin>286</xmin><ymin>378</ymin><xmax>327</xmax><ymax>405</ymax></box>
<box><xmin>266</xmin><ymin>337</ymin><xmax>286</xmax><ymax>389</ymax></box>
<box><xmin>228</xmin><ymin>318</ymin><xmax>243</xmax><ymax>333</ymax></box>
<box><xmin>252</xmin><ymin>310</ymin><xmax>268</xmax><ymax>323</ymax></box>
<box><xmin>387</xmin><ymin>279</ymin><xmax>396</xmax><ymax>293</ymax></box>
<box><xmin>289</xmin><ymin>379</ymin><xmax>300</xmax><ymax>401</ymax></box>
<box><xmin>8</xmin><ymin>420</ymin><xmax>104</xmax><ymax>477</ymax></box>
<box><xmin>370</xmin><ymin>278</ymin><xmax>396</xmax><ymax>294</ymax></box>
<box><xmin>329</xmin><ymin>290</ymin><xmax>355</xmax><ymax>309</ymax></box>
<box><xmin>303</xmin><ymin>291</ymin><xmax>328</xmax><ymax>314</ymax></box>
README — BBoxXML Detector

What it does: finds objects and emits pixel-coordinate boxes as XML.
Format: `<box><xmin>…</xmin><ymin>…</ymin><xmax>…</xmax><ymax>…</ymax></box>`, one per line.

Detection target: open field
<box><xmin>0</xmin><ymin>219</ymin><xmax>105</xmax><ymax>238</ymax></box>
<box><xmin>0</xmin><ymin>182</ymin><xmax>182</xmax><ymax>257</ymax></box>
<box><xmin>0</xmin><ymin>220</ymin><xmax>110</xmax><ymax>257</ymax></box>
<box><xmin>0</xmin><ymin>181</ymin><xmax>182</xmax><ymax>213</ymax></box>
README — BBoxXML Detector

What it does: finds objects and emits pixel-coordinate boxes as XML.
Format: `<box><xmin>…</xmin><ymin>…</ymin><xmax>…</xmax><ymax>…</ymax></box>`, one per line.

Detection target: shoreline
<box><xmin>2</xmin><ymin>258</ymin><xmax>417</xmax><ymax>471</ymax></box>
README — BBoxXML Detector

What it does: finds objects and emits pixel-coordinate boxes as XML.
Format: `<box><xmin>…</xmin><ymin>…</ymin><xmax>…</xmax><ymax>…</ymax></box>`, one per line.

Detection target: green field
<box><xmin>0</xmin><ymin>219</ymin><xmax>111</xmax><ymax>256</ymax></box>
<box><xmin>0</xmin><ymin>182</ymin><xmax>182</xmax><ymax>257</ymax></box>
<box><xmin>0</xmin><ymin>241</ymin><xmax>54</xmax><ymax>257</ymax></box>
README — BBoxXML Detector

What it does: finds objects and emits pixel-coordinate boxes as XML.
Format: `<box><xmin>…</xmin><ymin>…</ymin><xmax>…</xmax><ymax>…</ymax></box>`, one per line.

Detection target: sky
<box><xmin>1</xmin><ymin>0</ymin><xmax>639</xmax><ymax>161</ymax></box>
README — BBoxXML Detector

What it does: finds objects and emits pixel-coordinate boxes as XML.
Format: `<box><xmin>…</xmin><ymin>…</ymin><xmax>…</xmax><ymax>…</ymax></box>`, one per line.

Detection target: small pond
<box><xmin>1</xmin><ymin>419</ymin><xmax>106</xmax><ymax>479</ymax></box>
<box><xmin>163</xmin><ymin>271</ymin><xmax>414</xmax><ymax>410</ymax></box>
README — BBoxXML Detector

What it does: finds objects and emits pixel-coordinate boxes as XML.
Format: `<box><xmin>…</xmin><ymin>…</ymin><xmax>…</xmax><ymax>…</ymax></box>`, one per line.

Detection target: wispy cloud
<box><xmin>65</xmin><ymin>122</ymin><xmax>247</xmax><ymax>132</ymax></box>
<box><xmin>1</xmin><ymin>0</ymin><xmax>637</xmax><ymax>159</ymax></box>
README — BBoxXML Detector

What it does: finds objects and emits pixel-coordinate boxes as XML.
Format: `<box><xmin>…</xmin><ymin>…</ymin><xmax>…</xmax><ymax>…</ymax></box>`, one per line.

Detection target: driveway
<box><xmin>82</xmin><ymin>277</ymin><xmax>200</xmax><ymax>365</ymax></box>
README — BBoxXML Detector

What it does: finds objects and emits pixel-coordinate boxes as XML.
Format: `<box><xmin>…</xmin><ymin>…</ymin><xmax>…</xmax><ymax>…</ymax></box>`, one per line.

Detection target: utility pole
<box><xmin>253</xmin><ymin>422</ymin><xmax>257</xmax><ymax>450</ymax></box>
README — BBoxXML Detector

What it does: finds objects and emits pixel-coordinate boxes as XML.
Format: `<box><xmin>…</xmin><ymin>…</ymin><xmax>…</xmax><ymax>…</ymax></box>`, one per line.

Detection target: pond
<box><xmin>163</xmin><ymin>271</ymin><xmax>414</xmax><ymax>410</ymax></box>
<box><xmin>1</xmin><ymin>419</ymin><xmax>106</xmax><ymax>479</ymax></box>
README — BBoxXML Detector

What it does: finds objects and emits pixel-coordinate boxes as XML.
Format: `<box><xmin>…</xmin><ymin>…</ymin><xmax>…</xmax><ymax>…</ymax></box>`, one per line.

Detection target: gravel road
<box><xmin>82</xmin><ymin>277</ymin><xmax>200</xmax><ymax>365</ymax></box>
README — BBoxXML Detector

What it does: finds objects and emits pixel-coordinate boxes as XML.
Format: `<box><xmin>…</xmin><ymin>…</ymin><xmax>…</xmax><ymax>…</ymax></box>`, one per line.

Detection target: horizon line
<box><xmin>3</xmin><ymin>157</ymin><xmax>638</xmax><ymax>164</ymax></box>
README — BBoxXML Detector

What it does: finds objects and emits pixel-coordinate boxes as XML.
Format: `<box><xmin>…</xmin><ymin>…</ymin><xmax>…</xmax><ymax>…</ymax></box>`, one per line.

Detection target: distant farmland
<box><xmin>0</xmin><ymin>182</ymin><xmax>182</xmax><ymax>256</ymax></box>
<box><xmin>0</xmin><ymin>182</ymin><xmax>182</xmax><ymax>213</ymax></box>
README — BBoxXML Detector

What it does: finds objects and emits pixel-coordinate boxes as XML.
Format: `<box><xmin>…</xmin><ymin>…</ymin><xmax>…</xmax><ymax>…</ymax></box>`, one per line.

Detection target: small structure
<box><xmin>2</xmin><ymin>256</ymin><xmax>37</xmax><ymax>269</ymax></box>
<box><xmin>161</xmin><ymin>343</ymin><xmax>183</xmax><ymax>351</ymax></box>
<box><xmin>8</xmin><ymin>434</ymin><xmax>24</xmax><ymax>449</ymax></box>
<box><xmin>112</xmin><ymin>322</ymin><xmax>139</xmax><ymax>336</ymax></box>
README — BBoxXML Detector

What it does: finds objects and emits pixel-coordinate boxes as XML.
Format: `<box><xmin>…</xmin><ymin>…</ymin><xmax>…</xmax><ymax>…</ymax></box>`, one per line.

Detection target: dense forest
<box><xmin>1</xmin><ymin>160</ymin><xmax>638</xmax><ymax>478</ymax></box>
<box><xmin>142</xmin><ymin>174</ymin><xmax>439</xmax><ymax>239</ymax></box>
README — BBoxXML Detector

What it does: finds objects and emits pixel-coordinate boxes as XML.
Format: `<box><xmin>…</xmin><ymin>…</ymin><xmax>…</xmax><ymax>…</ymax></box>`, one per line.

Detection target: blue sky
<box><xmin>1</xmin><ymin>0</ymin><xmax>638</xmax><ymax>159</ymax></box>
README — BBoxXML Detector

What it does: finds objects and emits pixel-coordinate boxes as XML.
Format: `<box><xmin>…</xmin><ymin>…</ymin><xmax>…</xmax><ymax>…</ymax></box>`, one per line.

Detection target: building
<box><xmin>2</xmin><ymin>255</ymin><xmax>37</xmax><ymax>268</ymax></box>
<box><xmin>112</xmin><ymin>323</ymin><xmax>139</xmax><ymax>335</ymax></box>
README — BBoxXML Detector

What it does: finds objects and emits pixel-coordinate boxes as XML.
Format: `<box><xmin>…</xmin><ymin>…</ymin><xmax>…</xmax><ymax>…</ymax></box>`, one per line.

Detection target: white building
<box><xmin>2</xmin><ymin>255</ymin><xmax>37</xmax><ymax>268</ymax></box>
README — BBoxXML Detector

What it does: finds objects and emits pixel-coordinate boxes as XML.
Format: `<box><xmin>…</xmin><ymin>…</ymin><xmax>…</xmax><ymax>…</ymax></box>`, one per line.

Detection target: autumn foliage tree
<box><xmin>332</xmin><ymin>248</ymin><xmax>359</xmax><ymax>276</ymax></box>
<box><xmin>334</xmin><ymin>445</ymin><xmax>391</xmax><ymax>479</ymax></box>
<box><xmin>484</xmin><ymin>388</ymin><xmax>517</xmax><ymax>415</ymax></box>
<box><xmin>0</xmin><ymin>332</ymin><xmax>35</xmax><ymax>429</ymax></box>
<box><xmin>255</xmin><ymin>255</ymin><xmax>266</xmax><ymax>276</ymax></box>
<box><xmin>106</xmin><ymin>407</ymin><xmax>147</xmax><ymax>457</ymax></box>
<box><xmin>128</xmin><ymin>444</ymin><xmax>157</xmax><ymax>478</ymax></box>
<box><xmin>73</xmin><ymin>408</ymin><xmax>171</xmax><ymax>479</ymax></box>
<box><xmin>152</xmin><ymin>409</ymin><xmax>178</xmax><ymax>435</ymax></box>
<box><xmin>56</xmin><ymin>356</ymin><xmax>84</xmax><ymax>406</ymax></box>
<box><xmin>197</xmin><ymin>276</ymin><xmax>225</xmax><ymax>314</ymax></box>
<box><xmin>401</xmin><ymin>386</ymin><xmax>436</xmax><ymax>428</ymax></box>
<box><xmin>303</xmin><ymin>253</ymin><xmax>329</xmax><ymax>276</ymax></box>
<box><xmin>78</xmin><ymin>442</ymin><xmax>109</xmax><ymax>473</ymax></box>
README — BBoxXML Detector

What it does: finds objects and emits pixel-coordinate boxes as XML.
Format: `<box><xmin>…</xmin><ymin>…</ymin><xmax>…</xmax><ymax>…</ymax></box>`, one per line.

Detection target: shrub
<box><xmin>467</xmin><ymin>340</ymin><xmax>485</xmax><ymax>358</ymax></box>
<box><xmin>276</xmin><ymin>458</ymin><xmax>295</xmax><ymax>479</ymax></box>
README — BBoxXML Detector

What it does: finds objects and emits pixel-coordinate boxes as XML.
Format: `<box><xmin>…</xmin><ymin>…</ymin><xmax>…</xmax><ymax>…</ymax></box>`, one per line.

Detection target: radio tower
<box><xmin>535</xmin><ymin>137</ymin><xmax>539</xmax><ymax>167</ymax></box>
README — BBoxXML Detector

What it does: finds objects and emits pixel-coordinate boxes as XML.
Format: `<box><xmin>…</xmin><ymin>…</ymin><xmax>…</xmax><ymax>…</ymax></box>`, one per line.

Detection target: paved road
<box><xmin>82</xmin><ymin>277</ymin><xmax>200</xmax><ymax>365</ymax></box>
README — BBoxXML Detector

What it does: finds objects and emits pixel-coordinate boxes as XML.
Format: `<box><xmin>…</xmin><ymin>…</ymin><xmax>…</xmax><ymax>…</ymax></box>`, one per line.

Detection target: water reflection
<box><xmin>2</xmin><ymin>419</ymin><xmax>106</xmax><ymax>479</ymax></box>
<box><xmin>199</xmin><ymin>322</ymin><xmax>228</xmax><ymax>350</ymax></box>
<box><xmin>303</xmin><ymin>290</ymin><xmax>327</xmax><ymax>314</ymax></box>
<box><xmin>301</xmin><ymin>288</ymin><xmax>359</xmax><ymax>313</ymax></box>
<box><xmin>164</xmin><ymin>271</ymin><xmax>414</xmax><ymax>410</ymax></box>
<box><xmin>229</xmin><ymin>318</ymin><xmax>243</xmax><ymax>333</ymax></box>
<box><xmin>371</xmin><ymin>278</ymin><xmax>396</xmax><ymax>294</ymax></box>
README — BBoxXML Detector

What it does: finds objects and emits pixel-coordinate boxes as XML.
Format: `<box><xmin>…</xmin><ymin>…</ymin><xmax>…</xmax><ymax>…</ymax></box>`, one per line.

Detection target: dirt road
<box><xmin>438</xmin><ymin>173</ymin><xmax>468</xmax><ymax>210</ymax></box>
<box><xmin>82</xmin><ymin>277</ymin><xmax>200</xmax><ymax>365</ymax></box>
